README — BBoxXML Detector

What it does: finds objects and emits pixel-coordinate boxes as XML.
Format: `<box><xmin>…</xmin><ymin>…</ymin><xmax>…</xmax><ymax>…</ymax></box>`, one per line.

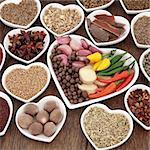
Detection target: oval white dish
<box><xmin>85</xmin><ymin>10</ymin><xmax>130</xmax><ymax>46</ymax></box>
<box><xmin>40</xmin><ymin>3</ymin><xmax>85</xmax><ymax>37</ymax></box>
<box><xmin>76</xmin><ymin>0</ymin><xmax>115</xmax><ymax>13</ymax></box>
<box><xmin>15</xmin><ymin>95</ymin><xmax>67</xmax><ymax>142</ymax></box>
<box><xmin>47</xmin><ymin>34</ymin><xmax>139</xmax><ymax>109</ymax></box>
<box><xmin>0</xmin><ymin>0</ymin><xmax>41</xmax><ymax>29</ymax></box>
<box><xmin>0</xmin><ymin>91</ymin><xmax>13</xmax><ymax>136</ymax></box>
<box><xmin>0</xmin><ymin>43</ymin><xmax>6</xmax><ymax>71</ymax></box>
<box><xmin>80</xmin><ymin>103</ymin><xmax>133</xmax><ymax>150</ymax></box>
<box><xmin>124</xmin><ymin>84</ymin><xmax>150</xmax><ymax>130</ymax></box>
<box><xmin>3</xmin><ymin>26</ymin><xmax>50</xmax><ymax>64</ymax></box>
<box><xmin>131</xmin><ymin>12</ymin><xmax>150</xmax><ymax>49</ymax></box>
<box><xmin>2</xmin><ymin>62</ymin><xmax>51</xmax><ymax>103</ymax></box>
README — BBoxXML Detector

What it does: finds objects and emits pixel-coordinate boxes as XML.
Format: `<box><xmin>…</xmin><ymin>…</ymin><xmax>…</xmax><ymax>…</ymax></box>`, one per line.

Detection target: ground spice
<box><xmin>5</xmin><ymin>66</ymin><xmax>48</xmax><ymax>100</ymax></box>
<box><xmin>0</xmin><ymin>97</ymin><xmax>10</xmax><ymax>132</ymax></box>
<box><xmin>43</xmin><ymin>7</ymin><xmax>81</xmax><ymax>34</ymax></box>
<box><xmin>0</xmin><ymin>47</ymin><xmax>3</xmax><ymax>65</ymax></box>
<box><xmin>134</xmin><ymin>16</ymin><xmax>150</xmax><ymax>45</ymax></box>
<box><xmin>80</xmin><ymin>0</ymin><xmax>111</xmax><ymax>9</ymax></box>
<box><xmin>143</xmin><ymin>52</ymin><xmax>150</xmax><ymax>77</ymax></box>
<box><xmin>84</xmin><ymin>107</ymin><xmax>130</xmax><ymax>148</ymax></box>
<box><xmin>128</xmin><ymin>89</ymin><xmax>150</xmax><ymax>126</ymax></box>
<box><xmin>123</xmin><ymin>0</ymin><xmax>150</xmax><ymax>10</ymax></box>
<box><xmin>1</xmin><ymin>0</ymin><xmax>37</xmax><ymax>26</ymax></box>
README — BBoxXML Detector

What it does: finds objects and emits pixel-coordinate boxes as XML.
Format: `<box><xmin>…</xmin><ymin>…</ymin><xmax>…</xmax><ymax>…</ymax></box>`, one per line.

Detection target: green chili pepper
<box><xmin>111</xmin><ymin>52</ymin><xmax>127</xmax><ymax>65</ymax></box>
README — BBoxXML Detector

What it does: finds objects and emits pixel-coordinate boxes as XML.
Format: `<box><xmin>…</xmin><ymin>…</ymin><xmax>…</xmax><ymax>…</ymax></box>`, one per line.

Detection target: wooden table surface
<box><xmin>0</xmin><ymin>0</ymin><xmax>149</xmax><ymax>150</ymax></box>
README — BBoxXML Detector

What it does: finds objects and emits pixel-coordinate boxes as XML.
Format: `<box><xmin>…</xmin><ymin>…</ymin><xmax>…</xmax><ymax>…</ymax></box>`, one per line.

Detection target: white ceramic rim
<box><xmin>80</xmin><ymin>103</ymin><xmax>133</xmax><ymax>150</ymax></box>
<box><xmin>0</xmin><ymin>43</ymin><xmax>6</xmax><ymax>71</ymax></box>
<box><xmin>0</xmin><ymin>91</ymin><xmax>13</xmax><ymax>136</ymax></box>
<box><xmin>47</xmin><ymin>34</ymin><xmax>139</xmax><ymax>109</ymax></box>
<box><xmin>131</xmin><ymin>12</ymin><xmax>150</xmax><ymax>48</ymax></box>
<box><xmin>3</xmin><ymin>26</ymin><xmax>50</xmax><ymax>64</ymax></box>
<box><xmin>124</xmin><ymin>84</ymin><xmax>150</xmax><ymax>130</ymax></box>
<box><xmin>76</xmin><ymin>0</ymin><xmax>115</xmax><ymax>13</ymax></box>
<box><xmin>85</xmin><ymin>10</ymin><xmax>130</xmax><ymax>46</ymax></box>
<box><xmin>0</xmin><ymin>0</ymin><xmax>41</xmax><ymax>29</ymax></box>
<box><xmin>119</xmin><ymin>0</ymin><xmax>150</xmax><ymax>15</ymax></box>
<box><xmin>15</xmin><ymin>95</ymin><xmax>67</xmax><ymax>142</ymax></box>
<box><xmin>40</xmin><ymin>3</ymin><xmax>85</xmax><ymax>37</ymax></box>
<box><xmin>139</xmin><ymin>48</ymin><xmax>150</xmax><ymax>81</ymax></box>
<box><xmin>2</xmin><ymin>62</ymin><xmax>51</xmax><ymax>103</ymax></box>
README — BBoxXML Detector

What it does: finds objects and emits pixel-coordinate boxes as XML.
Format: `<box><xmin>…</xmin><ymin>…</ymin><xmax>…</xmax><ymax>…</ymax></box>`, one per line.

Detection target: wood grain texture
<box><xmin>0</xmin><ymin>0</ymin><xmax>149</xmax><ymax>150</ymax></box>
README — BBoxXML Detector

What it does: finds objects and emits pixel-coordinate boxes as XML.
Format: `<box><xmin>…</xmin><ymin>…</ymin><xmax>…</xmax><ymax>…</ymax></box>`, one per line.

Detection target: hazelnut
<box><xmin>44</xmin><ymin>101</ymin><xmax>57</xmax><ymax>112</ymax></box>
<box><xmin>18</xmin><ymin>113</ymin><xmax>33</xmax><ymax>129</ymax></box>
<box><xmin>29</xmin><ymin>122</ymin><xmax>43</xmax><ymax>135</ymax></box>
<box><xmin>36</xmin><ymin>110</ymin><xmax>49</xmax><ymax>124</ymax></box>
<box><xmin>24</xmin><ymin>104</ymin><xmax>39</xmax><ymax>116</ymax></box>
<box><xmin>44</xmin><ymin>122</ymin><xmax>56</xmax><ymax>137</ymax></box>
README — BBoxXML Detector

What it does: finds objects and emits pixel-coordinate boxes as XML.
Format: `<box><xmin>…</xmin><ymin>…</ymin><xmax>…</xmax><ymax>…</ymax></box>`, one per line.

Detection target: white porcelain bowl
<box><xmin>3</xmin><ymin>26</ymin><xmax>50</xmax><ymax>64</ymax></box>
<box><xmin>119</xmin><ymin>0</ymin><xmax>150</xmax><ymax>15</ymax></box>
<box><xmin>0</xmin><ymin>43</ymin><xmax>6</xmax><ymax>71</ymax></box>
<box><xmin>15</xmin><ymin>95</ymin><xmax>67</xmax><ymax>142</ymax></box>
<box><xmin>85</xmin><ymin>10</ymin><xmax>130</xmax><ymax>46</ymax></box>
<box><xmin>40</xmin><ymin>3</ymin><xmax>85</xmax><ymax>37</ymax></box>
<box><xmin>80</xmin><ymin>104</ymin><xmax>133</xmax><ymax>150</ymax></box>
<box><xmin>139</xmin><ymin>48</ymin><xmax>150</xmax><ymax>81</ymax></box>
<box><xmin>0</xmin><ymin>0</ymin><xmax>41</xmax><ymax>29</ymax></box>
<box><xmin>2</xmin><ymin>62</ymin><xmax>51</xmax><ymax>103</ymax></box>
<box><xmin>47</xmin><ymin>34</ymin><xmax>139</xmax><ymax>109</ymax></box>
<box><xmin>131</xmin><ymin>12</ymin><xmax>150</xmax><ymax>49</ymax></box>
<box><xmin>0</xmin><ymin>91</ymin><xmax>13</xmax><ymax>136</ymax></box>
<box><xmin>124</xmin><ymin>84</ymin><xmax>150</xmax><ymax>130</ymax></box>
<box><xmin>76</xmin><ymin>0</ymin><xmax>115</xmax><ymax>13</ymax></box>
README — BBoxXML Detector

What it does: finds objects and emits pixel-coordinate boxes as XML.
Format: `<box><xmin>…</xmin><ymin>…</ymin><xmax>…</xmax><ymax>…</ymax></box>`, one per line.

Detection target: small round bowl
<box><xmin>124</xmin><ymin>84</ymin><xmax>150</xmax><ymax>130</ymax></box>
<box><xmin>76</xmin><ymin>0</ymin><xmax>115</xmax><ymax>13</ymax></box>
<box><xmin>0</xmin><ymin>43</ymin><xmax>6</xmax><ymax>71</ymax></box>
<box><xmin>0</xmin><ymin>0</ymin><xmax>41</xmax><ymax>29</ymax></box>
<box><xmin>0</xmin><ymin>91</ymin><xmax>13</xmax><ymax>136</ymax></box>
<box><xmin>2</xmin><ymin>62</ymin><xmax>51</xmax><ymax>103</ymax></box>
<box><xmin>85</xmin><ymin>10</ymin><xmax>130</xmax><ymax>46</ymax></box>
<box><xmin>40</xmin><ymin>3</ymin><xmax>85</xmax><ymax>37</ymax></box>
<box><xmin>15</xmin><ymin>95</ymin><xmax>67</xmax><ymax>143</ymax></box>
<box><xmin>139</xmin><ymin>48</ymin><xmax>150</xmax><ymax>81</ymax></box>
<box><xmin>80</xmin><ymin>104</ymin><xmax>133</xmax><ymax>150</ymax></box>
<box><xmin>119</xmin><ymin>0</ymin><xmax>150</xmax><ymax>15</ymax></box>
<box><xmin>131</xmin><ymin>12</ymin><xmax>150</xmax><ymax>49</ymax></box>
<box><xmin>3</xmin><ymin>26</ymin><xmax>50</xmax><ymax>64</ymax></box>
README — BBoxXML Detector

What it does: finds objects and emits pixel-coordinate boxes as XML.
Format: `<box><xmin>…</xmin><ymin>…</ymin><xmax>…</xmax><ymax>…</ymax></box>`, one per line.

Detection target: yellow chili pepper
<box><xmin>87</xmin><ymin>52</ymin><xmax>102</xmax><ymax>64</ymax></box>
<box><xmin>97</xmin><ymin>58</ymin><xmax>111</xmax><ymax>71</ymax></box>
<box><xmin>93</xmin><ymin>61</ymin><xmax>102</xmax><ymax>71</ymax></box>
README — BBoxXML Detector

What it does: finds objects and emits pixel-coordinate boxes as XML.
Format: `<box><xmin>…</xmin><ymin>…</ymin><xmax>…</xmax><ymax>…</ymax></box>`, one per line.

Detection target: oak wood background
<box><xmin>0</xmin><ymin>0</ymin><xmax>149</xmax><ymax>150</ymax></box>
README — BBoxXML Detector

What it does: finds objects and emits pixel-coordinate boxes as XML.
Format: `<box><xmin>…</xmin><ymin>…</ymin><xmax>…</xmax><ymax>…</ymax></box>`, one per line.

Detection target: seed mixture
<box><xmin>134</xmin><ymin>16</ymin><xmax>150</xmax><ymax>45</ymax></box>
<box><xmin>43</xmin><ymin>7</ymin><xmax>81</xmax><ymax>34</ymax></box>
<box><xmin>123</xmin><ymin>0</ymin><xmax>150</xmax><ymax>10</ymax></box>
<box><xmin>80</xmin><ymin>0</ymin><xmax>111</xmax><ymax>9</ymax></box>
<box><xmin>83</xmin><ymin>107</ymin><xmax>130</xmax><ymax>148</ymax></box>
<box><xmin>8</xmin><ymin>30</ymin><xmax>46</xmax><ymax>60</ymax></box>
<box><xmin>1</xmin><ymin>0</ymin><xmax>38</xmax><ymax>26</ymax></box>
<box><xmin>128</xmin><ymin>89</ymin><xmax>150</xmax><ymax>126</ymax></box>
<box><xmin>143</xmin><ymin>52</ymin><xmax>150</xmax><ymax>77</ymax></box>
<box><xmin>5</xmin><ymin>66</ymin><xmax>48</xmax><ymax>100</ymax></box>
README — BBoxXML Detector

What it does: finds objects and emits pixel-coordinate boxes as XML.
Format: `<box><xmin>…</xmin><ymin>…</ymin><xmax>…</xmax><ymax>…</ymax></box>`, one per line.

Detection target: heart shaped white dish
<box><xmin>76</xmin><ymin>0</ymin><xmax>115</xmax><ymax>13</ymax></box>
<box><xmin>139</xmin><ymin>48</ymin><xmax>150</xmax><ymax>81</ymax></box>
<box><xmin>0</xmin><ymin>0</ymin><xmax>41</xmax><ymax>29</ymax></box>
<box><xmin>131</xmin><ymin>12</ymin><xmax>150</xmax><ymax>49</ymax></box>
<box><xmin>124</xmin><ymin>84</ymin><xmax>150</xmax><ymax>130</ymax></box>
<box><xmin>47</xmin><ymin>34</ymin><xmax>139</xmax><ymax>109</ymax></box>
<box><xmin>15</xmin><ymin>95</ymin><xmax>67</xmax><ymax>142</ymax></box>
<box><xmin>3</xmin><ymin>26</ymin><xmax>50</xmax><ymax>64</ymax></box>
<box><xmin>0</xmin><ymin>91</ymin><xmax>13</xmax><ymax>136</ymax></box>
<box><xmin>0</xmin><ymin>43</ymin><xmax>6</xmax><ymax>71</ymax></box>
<box><xmin>119</xmin><ymin>0</ymin><xmax>150</xmax><ymax>14</ymax></box>
<box><xmin>40</xmin><ymin>3</ymin><xmax>84</xmax><ymax>37</ymax></box>
<box><xmin>80</xmin><ymin>104</ymin><xmax>133</xmax><ymax>150</ymax></box>
<box><xmin>85</xmin><ymin>10</ymin><xmax>130</xmax><ymax>46</ymax></box>
<box><xmin>2</xmin><ymin>62</ymin><xmax>51</xmax><ymax>103</ymax></box>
